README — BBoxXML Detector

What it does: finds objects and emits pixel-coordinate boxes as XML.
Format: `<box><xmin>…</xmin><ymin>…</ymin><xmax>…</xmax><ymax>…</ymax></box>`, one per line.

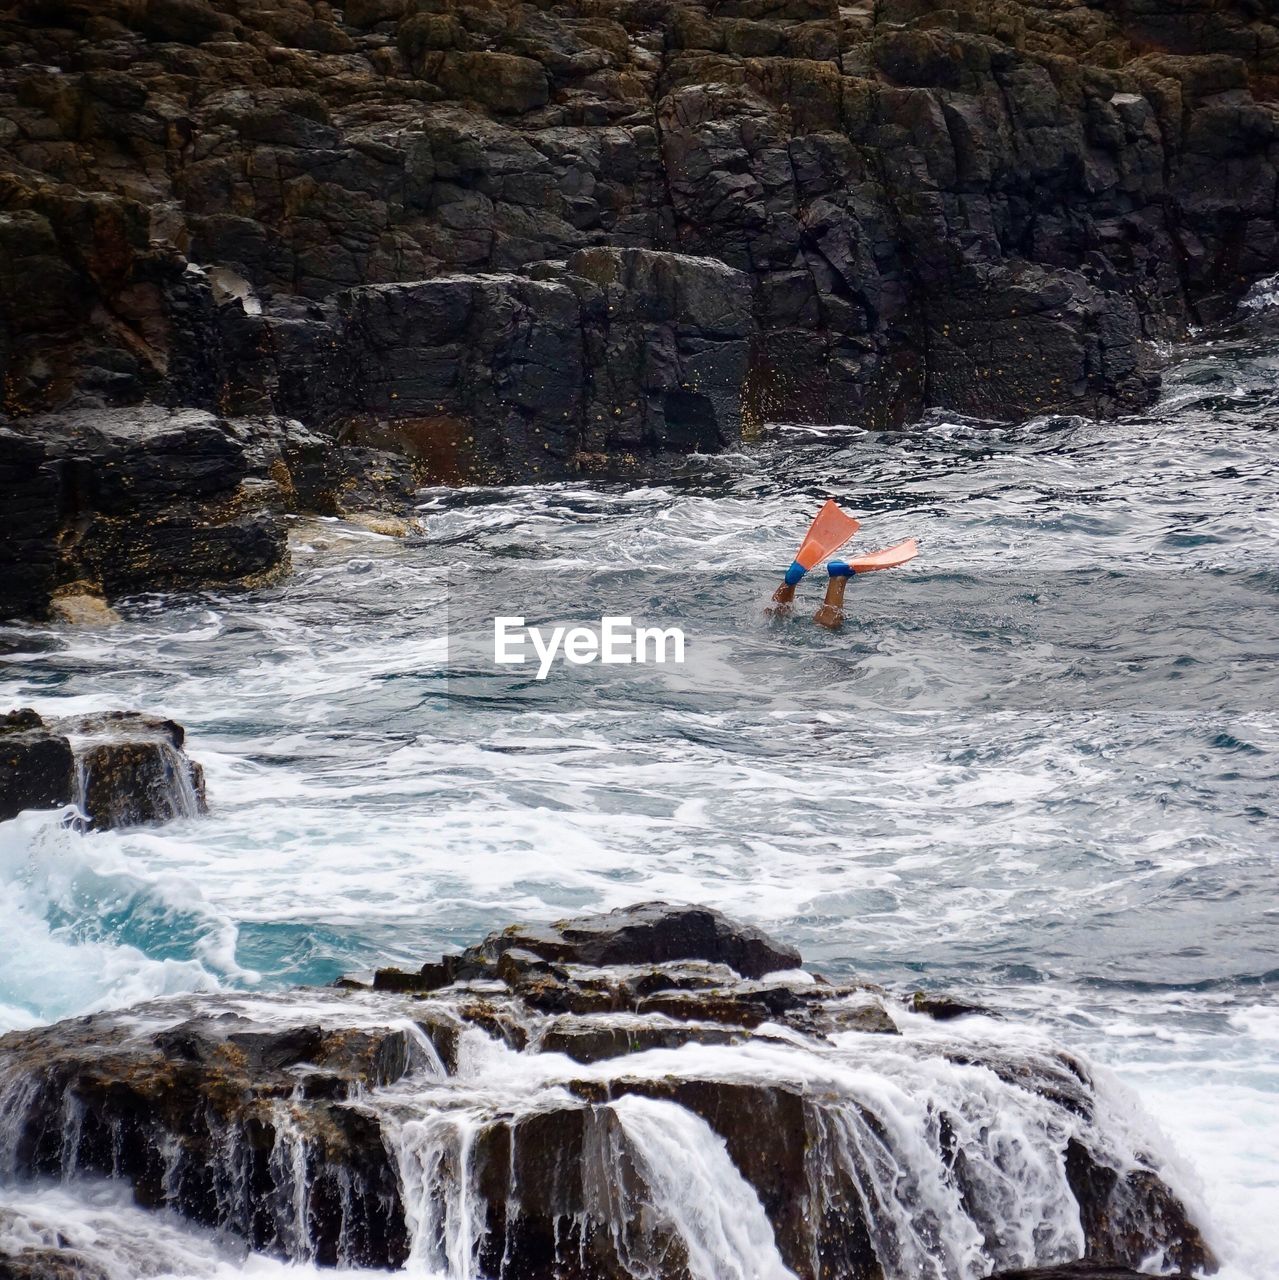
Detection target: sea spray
<box><xmin>69</xmin><ymin>728</ymin><xmax>206</xmax><ymax>829</ymax></box>
<box><xmin>0</xmin><ymin>972</ymin><xmax>1217</xmax><ymax>1280</ymax></box>
<box><xmin>369</xmin><ymin>1018</ymin><xmax>1204</xmax><ymax>1278</ymax></box>
<box><xmin>0</xmin><ymin>812</ymin><xmax>232</xmax><ymax>1034</ymax></box>
<box><xmin>807</xmin><ymin>1056</ymin><xmax>1082</xmax><ymax>1277</ymax></box>
<box><xmin>0</xmin><ymin>1181</ymin><xmax>401</xmax><ymax>1280</ymax></box>
<box><xmin>265</xmin><ymin>1100</ymin><xmax>314</xmax><ymax>1263</ymax></box>
<box><xmin>392</xmin><ymin>1109</ymin><xmax>486</xmax><ymax>1278</ymax></box>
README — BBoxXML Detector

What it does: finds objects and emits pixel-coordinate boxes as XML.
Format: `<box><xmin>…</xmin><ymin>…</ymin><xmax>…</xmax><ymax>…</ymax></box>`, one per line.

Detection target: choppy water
<box><xmin>1</xmin><ymin>309</ymin><xmax>1277</xmax><ymax>1277</ymax></box>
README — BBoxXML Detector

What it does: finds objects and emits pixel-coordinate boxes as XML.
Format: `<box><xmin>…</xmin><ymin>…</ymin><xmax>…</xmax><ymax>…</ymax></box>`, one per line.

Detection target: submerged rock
<box><xmin>0</xmin><ymin>906</ymin><xmax>1216</xmax><ymax>1279</ymax></box>
<box><xmin>0</xmin><ymin>708</ymin><xmax>206</xmax><ymax>830</ymax></box>
<box><xmin>911</xmin><ymin>991</ymin><xmax>999</xmax><ymax>1021</ymax></box>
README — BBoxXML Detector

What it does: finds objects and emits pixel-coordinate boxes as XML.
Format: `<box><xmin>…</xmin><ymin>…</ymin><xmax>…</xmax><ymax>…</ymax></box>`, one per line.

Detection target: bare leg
<box><xmin>766</xmin><ymin>581</ymin><xmax>798</xmax><ymax>619</ymax></box>
<box><xmin>813</xmin><ymin>568</ymin><xmax>851</xmax><ymax>630</ymax></box>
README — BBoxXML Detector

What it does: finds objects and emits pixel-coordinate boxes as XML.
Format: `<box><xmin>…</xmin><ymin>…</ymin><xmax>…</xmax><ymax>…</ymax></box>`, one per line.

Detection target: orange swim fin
<box><xmin>843</xmin><ymin>538</ymin><xmax>918</xmax><ymax>573</ymax></box>
<box><xmin>769</xmin><ymin>500</ymin><xmax>860</xmax><ymax>615</ymax></box>
<box><xmin>793</xmin><ymin>500</ymin><xmax>861</xmax><ymax>573</ymax></box>
<box><xmin>815</xmin><ymin>539</ymin><xmax>919</xmax><ymax>629</ymax></box>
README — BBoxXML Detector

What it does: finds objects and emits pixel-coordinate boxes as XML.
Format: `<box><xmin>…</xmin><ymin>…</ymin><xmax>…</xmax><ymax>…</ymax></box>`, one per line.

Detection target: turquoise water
<box><xmin>1</xmin><ymin>315</ymin><xmax>1277</xmax><ymax>1275</ymax></box>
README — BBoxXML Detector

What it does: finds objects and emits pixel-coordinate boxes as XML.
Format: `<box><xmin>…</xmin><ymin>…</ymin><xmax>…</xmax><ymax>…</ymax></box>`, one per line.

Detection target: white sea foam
<box><xmin>0</xmin><ymin>1182</ymin><xmax>412</xmax><ymax>1279</ymax></box>
<box><xmin>0</xmin><ymin>811</ymin><xmax>236</xmax><ymax>1034</ymax></box>
<box><xmin>609</xmin><ymin>1094</ymin><xmax>796</xmax><ymax>1280</ymax></box>
<box><xmin>0</xmin><ymin>993</ymin><xmax>1182</xmax><ymax>1279</ymax></box>
<box><xmin>1104</xmin><ymin>1003</ymin><xmax>1279</xmax><ymax>1280</ymax></box>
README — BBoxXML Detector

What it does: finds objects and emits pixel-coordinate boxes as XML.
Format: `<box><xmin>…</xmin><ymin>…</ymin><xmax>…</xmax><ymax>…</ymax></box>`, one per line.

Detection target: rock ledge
<box><xmin>0</xmin><ymin>904</ymin><xmax>1216</xmax><ymax>1279</ymax></box>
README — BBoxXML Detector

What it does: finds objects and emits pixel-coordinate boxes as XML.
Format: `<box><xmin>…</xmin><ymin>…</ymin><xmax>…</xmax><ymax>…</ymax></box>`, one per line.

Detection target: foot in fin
<box><xmin>769</xmin><ymin>500</ymin><xmax>860</xmax><ymax>616</ymax></box>
<box><xmin>813</xmin><ymin>562</ymin><xmax>852</xmax><ymax>630</ymax></box>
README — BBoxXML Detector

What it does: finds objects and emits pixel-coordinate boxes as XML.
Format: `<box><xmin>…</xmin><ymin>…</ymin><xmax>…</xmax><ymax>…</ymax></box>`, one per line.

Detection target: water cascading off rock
<box><xmin>0</xmin><ymin>709</ymin><xmax>206</xmax><ymax>830</ymax></box>
<box><xmin>0</xmin><ymin>906</ymin><xmax>1215</xmax><ymax>1280</ymax></box>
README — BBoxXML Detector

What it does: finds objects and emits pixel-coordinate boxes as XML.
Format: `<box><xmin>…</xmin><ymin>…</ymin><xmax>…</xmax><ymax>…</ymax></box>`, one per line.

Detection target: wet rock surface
<box><xmin>911</xmin><ymin>990</ymin><xmax>998</xmax><ymax>1021</ymax></box>
<box><xmin>0</xmin><ymin>1253</ymin><xmax>112</xmax><ymax>1280</ymax></box>
<box><xmin>989</xmin><ymin>1266</ymin><xmax>1196</xmax><ymax>1279</ymax></box>
<box><xmin>0</xmin><ymin>905</ymin><xmax>1216</xmax><ymax>1278</ymax></box>
<box><xmin>1</xmin><ymin>0</ymin><xmax>1276</xmax><ymax>487</ymax></box>
<box><xmin>464</xmin><ymin>900</ymin><xmax>804</xmax><ymax>977</ymax></box>
<box><xmin>0</xmin><ymin>707</ymin><xmax>206</xmax><ymax>828</ymax></box>
<box><xmin>339</xmin><ymin>248</ymin><xmax>754</xmax><ymax>480</ymax></box>
<box><xmin>0</xmin><ymin>1007</ymin><xmax>422</xmax><ymax>1268</ymax></box>
<box><xmin>0</xmin><ymin>407</ymin><xmax>417</xmax><ymax>617</ymax></box>
<box><xmin>0</xmin><ymin>707</ymin><xmax>73</xmax><ymax>822</ymax></box>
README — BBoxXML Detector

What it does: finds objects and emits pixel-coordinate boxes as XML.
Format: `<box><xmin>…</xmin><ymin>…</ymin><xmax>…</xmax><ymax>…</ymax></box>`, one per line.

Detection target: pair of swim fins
<box><xmin>770</xmin><ymin>500</ymin><xmax>917</xmax><ymax>627</ymax></box>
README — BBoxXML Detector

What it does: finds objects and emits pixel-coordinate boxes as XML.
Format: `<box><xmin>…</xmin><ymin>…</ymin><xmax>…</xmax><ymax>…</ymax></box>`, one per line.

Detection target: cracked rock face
<box><xmin>1</xmin><ymin>0</ymin><xmax>1277</xmax><ymax>483</ymax></box>
<box><xmin>333</xmin><ymin>247</ymin><xmax>755</xmax><ymax>480</ymax></box>
<box><xmin>0</xmin><ymin>905</ymin><xmax>1216</xmax><ymax>1279</ymax></box>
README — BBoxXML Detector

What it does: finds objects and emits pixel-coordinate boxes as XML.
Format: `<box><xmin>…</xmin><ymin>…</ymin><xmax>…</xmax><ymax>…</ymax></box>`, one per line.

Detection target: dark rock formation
<box><xmin>0</xmin><ymin>707</ymin><xmax>73</xmax><ymax>821</ymax></box>
<box><xmin>0</xmin><ymin>426</ymin><xmax>61</xmax><ymax>617</ymax></box>
<box><xmin>0</xmin><ymin>407</ymin><xmax>418</xmax><ymax>617</ymax></box>
<box><xmin>339</xmin><ymin>248</ymin><xmax>754</xmax><ymax>480</ymax></box>
<box><xmin>0</xmin><ymin>1009</ymin><xmax>423</xmax><ymax>1268</ymax></box>
<box><xmin>0</xmin><ymin>707</ymin><xmax>207</xmax><ymax>828</ymax></box>
<box><xmin>991</xmin><ymin>1266</ymin><xmax>1196</xmax><ymax>1280</ymax></box>
<box><xmin>0</xmin><ymin>1254</ymin><xmax>111</xmax><ymax>1280</ymax></box>
<box><xmin>0</xmin><ymin>905</ymin><xmax>1216</xmax><ymax>1279</ymax></box>
<box><xmin>380</xmin><ymin>938</ymin><xmax>896</xmax><ymax>1036</ymax></box>
<box><xmin>57</xmin><ymin>709</ymin><xmax>209</xmax><ymax>828</ymax></box>
<box><xmin>463</xmin><ymin>899</ymin><xmax>804</xmax><ymax>977</ymax></box>
<box><xmin>910</xmin><ymin>989</ymin><xmax>997</xmax><ymax>1020</ymax></box>
<box><xmin>1</xmin><ymin>0</ymin><xmax>1276</xmax><ymax>487</ymax></box>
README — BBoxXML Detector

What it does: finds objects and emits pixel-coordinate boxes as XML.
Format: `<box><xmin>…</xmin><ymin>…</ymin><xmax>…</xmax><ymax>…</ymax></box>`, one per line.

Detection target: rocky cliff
<box><xmin>2</xmin><ymin>0</ymin><xmax>1277</xmax><ymax>487</ymax></box>
<box><xmin>0</xmin><ymin>404</ymin><xmax>421</xmax><ymax>618</ymax></box>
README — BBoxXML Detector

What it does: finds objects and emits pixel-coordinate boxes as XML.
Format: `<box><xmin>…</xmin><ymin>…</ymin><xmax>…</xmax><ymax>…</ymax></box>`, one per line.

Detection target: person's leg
<box><xmin>813</xmin><ymin>562</ymin><xmax>853</xmax><ymax>629</ymax></box>
<box><xmin>766</xmin><ymin>560</ymin><xmax>806</xmax><ymax>618</ymax></box>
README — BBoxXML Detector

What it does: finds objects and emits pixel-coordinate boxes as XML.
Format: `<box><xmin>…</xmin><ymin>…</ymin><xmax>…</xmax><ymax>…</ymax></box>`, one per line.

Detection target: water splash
<box><xmin>0</xmin><ymin>988</ymin><xmax>1210</xmax><ymax>1280</ymax></box>
<box><xmin>1</xmin><ymin>327</ymin><xmax>1276</xmax><ymax>1275</ymax></box>
<box><xmin>67</xmin><ymin>722</ymin><xmax>206</xmax><ymax>831</ymax></box>
<box><xmin>393</xmin><ymin>1109</ymin><xmax>486</xmax><ymax>1278</ymax></box>
<box><xmin>0</xmin><ymin>812</ymin><xmax>238</xmax><ymax>1033</ymax></box>
<box><xmin>0</xmin><ymin>1181</ymin><xmax>398</xmax><ymax>1279</ymax></box>
<box><xmin>609</xmin><ymin>1093</ymin><xmax>796</xmax><ymax>1280</ymax></box>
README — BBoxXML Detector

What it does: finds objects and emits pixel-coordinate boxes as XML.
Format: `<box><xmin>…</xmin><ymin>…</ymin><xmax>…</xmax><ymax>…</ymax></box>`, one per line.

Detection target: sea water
<box><xmin>0</xmin><ymin>311</ymin><xmax>1276</xmax><ymax>1277</ymax></box>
